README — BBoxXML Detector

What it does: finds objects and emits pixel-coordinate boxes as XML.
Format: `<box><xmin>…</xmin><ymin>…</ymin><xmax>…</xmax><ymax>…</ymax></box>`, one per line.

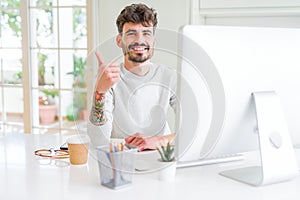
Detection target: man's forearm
<box><xmin>89</xmin><ymin>91</ymin><xmax>107</xmax><ymax>126</ymax></box>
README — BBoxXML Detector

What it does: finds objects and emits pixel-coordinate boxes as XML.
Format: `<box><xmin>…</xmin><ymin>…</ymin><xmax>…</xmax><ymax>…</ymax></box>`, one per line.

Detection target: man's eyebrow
<box><xmin>124</xmin><ymin>29</ymin><xmax>153</xmax><ymax>34</ymax></box>
<box><xmin>125</xmin><ymin>29</ymin><xmax>137</xmax><ymax>34</ymax></box>
<box><xmin>142</xmin><ymin>29</ymin><xmax>153</xmax><ymax>33</ymax></box>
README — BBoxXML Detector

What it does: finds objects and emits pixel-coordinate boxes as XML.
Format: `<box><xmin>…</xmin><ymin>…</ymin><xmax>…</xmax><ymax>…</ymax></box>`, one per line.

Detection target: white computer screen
<box><xmin>176</xmin><ymin>25</ymin><xmax>300</xmax><ymax>161</ymax></box>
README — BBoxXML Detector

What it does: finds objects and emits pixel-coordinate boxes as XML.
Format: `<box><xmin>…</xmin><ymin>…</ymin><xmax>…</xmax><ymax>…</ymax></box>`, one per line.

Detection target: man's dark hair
<box><xmin>116</xmin><ymin>3</ymin><xmax>158</xmax><ymax>34</ymax></box>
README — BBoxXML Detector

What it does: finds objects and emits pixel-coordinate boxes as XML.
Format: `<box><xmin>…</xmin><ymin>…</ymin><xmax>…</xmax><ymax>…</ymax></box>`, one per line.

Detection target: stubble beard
<box><xmin>127</xmin><ymin>50</ymin><xmax>153</xmax><ymax>63</ymax></box>
<box><xmin>123</xmin><ymin>43</ymin><xmax>154</xmax><ymax>63</ymax></box>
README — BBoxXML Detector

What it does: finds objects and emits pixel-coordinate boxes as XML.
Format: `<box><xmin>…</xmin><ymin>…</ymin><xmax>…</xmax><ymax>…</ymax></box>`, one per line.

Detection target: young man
<box><xmin>89</xmin><ymin>3</ymin><xmax>176</xmax><ymax>151</ymax></box>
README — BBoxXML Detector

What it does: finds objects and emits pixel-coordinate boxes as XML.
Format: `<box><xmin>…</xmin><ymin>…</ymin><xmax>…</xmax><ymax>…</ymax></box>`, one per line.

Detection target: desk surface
<box><xmin>1</xmin><ymin>133</ymin><xmax>300</xmax><ymax>200</ymax></box>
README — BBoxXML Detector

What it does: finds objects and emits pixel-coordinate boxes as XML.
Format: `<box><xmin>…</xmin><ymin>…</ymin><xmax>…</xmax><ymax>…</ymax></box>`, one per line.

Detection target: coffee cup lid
<box><xmin>67</xmin><ymin>134</ymin><xmax>90</xmax><ymax>144</ymax></box>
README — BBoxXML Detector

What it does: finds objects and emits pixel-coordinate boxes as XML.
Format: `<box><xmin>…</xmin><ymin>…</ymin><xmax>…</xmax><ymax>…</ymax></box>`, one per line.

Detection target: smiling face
<box><xmin>117</xmin><ymin>23</ymin><xmax>155</xmax><ymax>64</ymax></box>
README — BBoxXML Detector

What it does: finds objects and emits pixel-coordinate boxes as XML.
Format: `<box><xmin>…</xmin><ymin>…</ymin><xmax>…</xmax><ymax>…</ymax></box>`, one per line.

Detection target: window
<box><xmin>0</xmin><ymin>0</ymin><xmax>89</xmax><ymax>135</ymax></box>
<box><xmin>0</xmin><ymin>0</ymin><xmax>23</xmax><ymax>134</ymax></box>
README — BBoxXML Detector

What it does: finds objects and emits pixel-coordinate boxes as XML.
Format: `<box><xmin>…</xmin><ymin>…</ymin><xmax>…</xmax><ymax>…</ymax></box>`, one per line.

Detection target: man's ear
<box><xmin>116</xmin><ymin>34</ymin><xmax>122</xmax><ymax>48</ymax></box>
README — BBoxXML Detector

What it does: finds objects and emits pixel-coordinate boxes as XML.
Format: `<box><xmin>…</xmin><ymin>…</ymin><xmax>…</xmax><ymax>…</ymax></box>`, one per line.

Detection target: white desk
<box><xmin>1</xmin><ymin>133</ymin><xmax>300</xmax><ymax>200</ymax></box>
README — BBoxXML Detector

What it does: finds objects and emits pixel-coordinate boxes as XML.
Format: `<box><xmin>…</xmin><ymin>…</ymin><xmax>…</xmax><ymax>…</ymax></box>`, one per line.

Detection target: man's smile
<box><xmin>128</xmin><ymin>44</ymin><xmax>150</xmax><ymax>53</ymax></box>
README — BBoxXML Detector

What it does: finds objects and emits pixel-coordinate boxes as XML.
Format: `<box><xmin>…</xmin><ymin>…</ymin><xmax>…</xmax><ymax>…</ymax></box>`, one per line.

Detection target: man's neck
<box><xmin>124</xmin><ymin>60</ymin><xmax>151</xmax><ymax>76</ymax></box>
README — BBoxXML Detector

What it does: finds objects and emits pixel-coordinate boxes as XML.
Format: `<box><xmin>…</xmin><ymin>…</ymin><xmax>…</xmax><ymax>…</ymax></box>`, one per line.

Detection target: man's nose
<box><xmin>135</xmin><ymin>32</ymin><xmax>146</xmax><ymax>43</ymax></box>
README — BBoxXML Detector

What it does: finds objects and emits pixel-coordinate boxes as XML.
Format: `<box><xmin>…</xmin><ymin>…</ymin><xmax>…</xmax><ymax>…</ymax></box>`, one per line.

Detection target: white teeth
<box><xmin>133</xmin><ymin>46</ymin><xmax>148</xmax><ymax>51</ymax></box>
<box><xmin>134</xmin><ymin>47</ymin><xmax>145</xmax><ymax>50</ymax></box>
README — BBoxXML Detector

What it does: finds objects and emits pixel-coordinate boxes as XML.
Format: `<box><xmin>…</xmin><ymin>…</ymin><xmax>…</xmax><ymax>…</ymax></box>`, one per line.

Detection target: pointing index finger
<box><xmin>95</xmin><ymin>51</ymin><xmax>104</xmax><ymax>65</ymax></box>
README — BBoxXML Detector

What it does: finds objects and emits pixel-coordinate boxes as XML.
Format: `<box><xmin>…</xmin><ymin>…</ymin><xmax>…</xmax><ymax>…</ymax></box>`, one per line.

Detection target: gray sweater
<box><xmin>88</xmin><ymin>63</ymin><xmax>177</xmax><ymax>146</ymax></box>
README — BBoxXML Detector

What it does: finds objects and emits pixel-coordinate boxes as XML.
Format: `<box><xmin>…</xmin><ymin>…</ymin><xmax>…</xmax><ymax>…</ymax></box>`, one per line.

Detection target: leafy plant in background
<box><xmin>73</xmin><ymin>8</ymin><xmax>87</xmax><ymax>44</ymax></box>
<box><xmin>36</xmin><ymin>0</ymin><xmax>53</xmax><ymax>34</ymax></box>
<box><xmin>67</xmin><ymin>55</ymin><xmax>87</xmax><ymax>88</ymax></box>
<box><xmin>9</xmin><ymin>71</ymin><xmax>22</xmax><ymax>84</ymax></box>
<box><xmin>1</xmin><ymin>1</ymin><xmax>21</xmax><ymax>37</ymax></box>
<box><xmin>2</xmin><ymin>1</ymin><xmax>22</xmax><ymax>84</ymax></box>
<box><xmin>39</xmin><ymin>90</ymin><xmax>59</xmax><ymax>105</ymax></box>
<box><xmin>38</xmin><ymin>52</ymin><xmax>47</xmax><ymax>85</ymax></box>
<box><xmin>14</xmin><ymin>71</ymin><xmax>22</xmax><ymax>80</ymax></box>
<box><xmin>41</xmin><ymin>89</ymin><xmax>59</xmax><ymax>99</ymax></box>
<box><xmin>66</xmin><ymin>55</ymin><xmax>87</xmax><ymax>121</ymax></box>
<box><xmin>37</xmin><ymin>51</ymin><xmax>55</xmax><ymax>86</ymax></box>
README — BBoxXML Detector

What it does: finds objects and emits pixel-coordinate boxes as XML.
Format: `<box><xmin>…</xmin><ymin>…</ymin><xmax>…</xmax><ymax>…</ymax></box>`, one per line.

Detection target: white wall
<box><xmin>96</xmin><ymin>0</ymin><xmax>190</xmax><ymax>43</ymax></box>
<box><xmin>192</xmin><ymin>0</ymin><xmax>300</xmax><ymax>28</ymax></box>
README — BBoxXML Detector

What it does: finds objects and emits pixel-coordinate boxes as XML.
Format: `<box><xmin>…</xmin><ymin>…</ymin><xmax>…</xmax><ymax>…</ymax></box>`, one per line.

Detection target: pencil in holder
<box><xmin>96</xmin><ymin>145</ymin><xmax>137</xmax><ymax>190</ymax></box>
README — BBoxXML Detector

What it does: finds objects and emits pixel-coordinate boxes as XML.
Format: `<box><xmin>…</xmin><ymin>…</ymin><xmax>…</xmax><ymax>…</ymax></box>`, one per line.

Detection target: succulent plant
<box><xmin>157</xmin><ymin>142</ymin><xmax>175</xmax><ymax>162</ymax></box>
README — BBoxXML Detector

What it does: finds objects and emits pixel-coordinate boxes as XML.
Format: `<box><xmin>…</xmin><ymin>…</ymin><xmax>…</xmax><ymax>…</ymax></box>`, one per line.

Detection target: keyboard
<box><xmin>176</xmin><ymin>153</ymin><xmax>245</xmax><ymax>169</ymax></box>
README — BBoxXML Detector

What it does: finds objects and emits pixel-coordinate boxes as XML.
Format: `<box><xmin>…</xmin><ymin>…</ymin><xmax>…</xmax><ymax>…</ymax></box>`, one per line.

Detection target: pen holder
<box><xmin>96</xmin><ymin>146</ymin><xmax>137</xmax><ymax>190</ymax></box>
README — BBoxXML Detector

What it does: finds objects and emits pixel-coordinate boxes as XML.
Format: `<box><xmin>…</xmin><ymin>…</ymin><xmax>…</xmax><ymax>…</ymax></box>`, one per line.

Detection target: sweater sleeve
<box><xmin>87</xmin><ymin>89</ymin><xmax>114</xmax><ymax>147</ymax></box>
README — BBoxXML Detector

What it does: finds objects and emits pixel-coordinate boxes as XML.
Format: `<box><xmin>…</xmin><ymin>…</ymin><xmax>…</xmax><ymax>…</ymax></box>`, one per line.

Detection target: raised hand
<box><xmin>94</xmin><ymin>51</ymin><xmax>121</xmax><ymax>93</ymax></box>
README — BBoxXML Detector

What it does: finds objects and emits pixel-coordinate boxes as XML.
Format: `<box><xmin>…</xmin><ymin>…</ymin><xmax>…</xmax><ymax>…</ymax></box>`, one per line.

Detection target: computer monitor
<box><xmin>176</xmin><ymin>25</ymin><xmax>300</xmax><ymax>162</ymax></box>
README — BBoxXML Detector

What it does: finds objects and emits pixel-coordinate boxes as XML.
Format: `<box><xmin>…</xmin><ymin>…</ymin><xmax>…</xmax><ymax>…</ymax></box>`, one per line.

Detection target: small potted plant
<box><xmin>157</xmin><ymin>142</ymin><xmax>177</xmax><ymax>181</ymax></box>
<box><xmin>39</xmin><ymin>90</ymin><xmax>59</xmax><ymax>124</ymax></box>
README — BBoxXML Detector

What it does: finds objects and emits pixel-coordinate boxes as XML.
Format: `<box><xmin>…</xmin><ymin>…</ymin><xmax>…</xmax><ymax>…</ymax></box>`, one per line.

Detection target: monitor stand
<box><xmin>220</xmin><ymin>91</ymin><xmax>299</xmax><ymax>186</ymax></box>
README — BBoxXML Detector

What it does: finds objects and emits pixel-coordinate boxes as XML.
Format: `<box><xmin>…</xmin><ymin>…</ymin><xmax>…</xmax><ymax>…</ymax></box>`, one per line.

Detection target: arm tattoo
<box><xmin>89</xmin><ymin>91</ymin><xmax>107</xmax><ymax>125</ymax></box>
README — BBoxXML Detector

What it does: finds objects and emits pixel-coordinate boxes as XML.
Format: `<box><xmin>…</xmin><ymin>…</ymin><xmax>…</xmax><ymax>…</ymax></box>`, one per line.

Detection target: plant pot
<box><xmin>158</xmin><ymin>160</ymin><xmax>177</xmax><ymax>181</ymax></box>
<box><xmin>39</xmin><ymin>104</ymin><xmax>57</xmax><ymax>124</ymax></box>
